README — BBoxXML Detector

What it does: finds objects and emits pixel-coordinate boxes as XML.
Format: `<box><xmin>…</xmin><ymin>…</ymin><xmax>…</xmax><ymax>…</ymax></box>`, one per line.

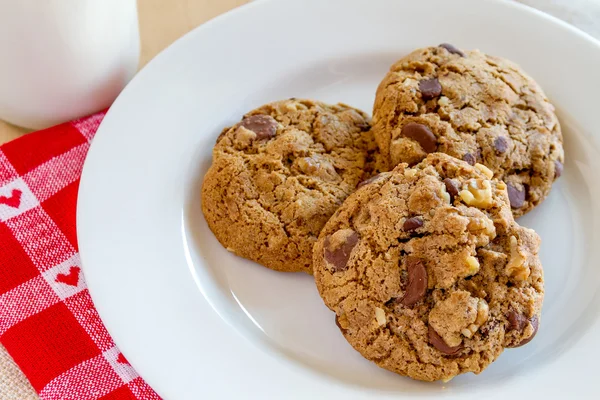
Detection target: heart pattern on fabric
<box><xmin>0</xmin><ymin>189</ymin><xmax>22</xmax><ymax>208</ymax></box>
<box><xmin>55</xmin><ymin>266</ymin><xmax>81</xmax><ymax>287</ymax></box>
<box><xmin>116</xmin><ymin>353</ymin><xmax>130</xmax><ymax>365</ymax></box>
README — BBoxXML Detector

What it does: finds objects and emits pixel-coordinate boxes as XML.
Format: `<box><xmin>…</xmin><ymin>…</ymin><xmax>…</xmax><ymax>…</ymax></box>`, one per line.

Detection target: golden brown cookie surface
<box><xmin>372</xmin><ymin>45</ymin><xmax>564</xmax><ymax>217</ymax></box>
<box><xmin>202</xmin><ymin>99</ymin><xmax>378</xmax><ymax>273</ymax></box>
<box><xmin>313</xmin><ymin>153</ymin><xmax>544</xmax><ymax>381</ymax></box>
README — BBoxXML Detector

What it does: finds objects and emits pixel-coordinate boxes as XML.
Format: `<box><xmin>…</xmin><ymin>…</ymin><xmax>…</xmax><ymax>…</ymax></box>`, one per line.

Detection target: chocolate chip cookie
<box><xmin>313</xmin><ymin>153</ymin><xmax>544</xmax><ymax>381</ymax></box>
<box><xmin>202</xmin><ymin>99</ymin><xmax>378</xmax><ymax>273</ymax></box>
<box><xmin>372</xmin><ymin>44</ymin><xmax>564</xmax><ymax>217</ymax></box>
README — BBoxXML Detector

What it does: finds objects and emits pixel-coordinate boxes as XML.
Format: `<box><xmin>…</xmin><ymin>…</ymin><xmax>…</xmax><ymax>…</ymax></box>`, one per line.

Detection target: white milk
<box><xmin>0</xmin><ymin>0</ymin><xmax>140</xmax><ymax>129</ymax></box>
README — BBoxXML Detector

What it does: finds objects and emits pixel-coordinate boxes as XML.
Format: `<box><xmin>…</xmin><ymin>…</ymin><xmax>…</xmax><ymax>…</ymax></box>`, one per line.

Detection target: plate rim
<box><xmin>77</xmin><ymin>0</ymin><xmax>600</xmax><ymax>398</ymax></box>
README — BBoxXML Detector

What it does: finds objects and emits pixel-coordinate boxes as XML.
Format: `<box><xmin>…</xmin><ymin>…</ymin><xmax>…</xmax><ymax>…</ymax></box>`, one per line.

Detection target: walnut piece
<box><xmin>375</xmin><ymin>307</ymin><xmax>387</xmax><ymax>326</ymax></box>
<box><xmin>465</xmin><ymin>256</ymin><xmax>480</xmax><ymax>276</ymax></box>
<box><xmin>233</xmin><ymin>126</ymin><xmax>257</xmax><ymax>147</ymax></box>
<box><xmin>429</xmin><ymin>291</ymin><xmax>488</xmax><ymax>348</ymax></box>
<box><xmin>440</xmin><ymin>183</ymin><xmax>451</xmax><ymax>204</ymax></box>
<box><xmin>505</xmin><ymin>235</ymin><xmax>530</xmax><ymax>281</ymax></box>
<box><xmin>467</xmin><ymin>216</ymin><xmax>496</xmax><ymax>239</ymax></box>
<box><xmin>474</xmin><ymin>163</ymin><xmax>494</xmax><ymax>179</ymax></box>
<box><xmin>337</xmin><ymin>313</ymin><xmax>350</xmax><ymax>330</ymax></box>
<box><xmin>284</xmin><ymin>102</ymin><xmax>298</xmax><ymax>112</ymax></box>
<box><xmin>461</xmin><ymin>299</ymin><xmax>489</xmax><ymax>338</ymax></box>
<box><xmin>404</xmin><ymin>168</ymin><xmax>417</xmax><ymax>178</ymax></box>
<box><xmin>401</xmin><ymin>78</ymin><xmax>417</xmax><ymax>88</ymax></box>
<box><xmin>459</xmin><ymin>179</ymin><xmax>493</xmax><ymax>208</ymax></box>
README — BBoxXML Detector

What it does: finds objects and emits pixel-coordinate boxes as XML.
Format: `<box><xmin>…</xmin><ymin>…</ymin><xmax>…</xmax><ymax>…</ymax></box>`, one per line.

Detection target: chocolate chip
<box><xmin>463</xmin><ymin>153</ymin><xmax>476</xmax><ymax>166</ymax></box>
<box><xmin>240</xmin><ymin>115</ymin><xmax>278</xmax><ymax>140</ymax></box>
<box><xmin>554</xmin><ymin>160</ymin><xmax>563</xmax><ymax>179</ymax></box>
<box><xmin>403</xmin><ymin>217</ymin><xmax>423</xmax><ymax>231</ymax></box>
<box><xmin>357</xmin><ymin>173</ymin><xmax>381</xmax><ymax>189</ymax></box>
<box><xmin>439</xmin><ymin>43</ymin><xmax>465</xmax><ymax>57</ymax></box>
<box><xmin>494</xmin><ymin>136</ymin><xmax>509</xmax><ymax>153</ymax></box>
<box><xmin>428</xmin><ymin>325</ymin><xmax>464</xmax><ymax>355</ymax></box>
<box><xmin>324</xmin><ymin>231</ymin><xmax>359</xmax><ymax>272</ymax></box>
<box><xmin>509</xmin><ymin>316</ymin><xmax>539</xmax><ymax>348</ymax></box>
<box><xmin>400</xmin><ymin>257</ymin><xmax>428</xmax><ymax>306</ymax></box>
<box><xmin>506</xmin><ymin>310</ymin><xmax>528</xmax><ymax>331</ymax></box>
<box><xmin>507</xmin><ymin>183</ymin><xmax>526</xmax><ymax>209</ymax></box>
<box><xmin>444</xmin><ymin>178</ymin><xmax>460</xmax><ymax>202</ymax></box>
<box><xmin>400</xmin><ymin>123</ymin><xmax>437</xmax><ymax>153</ymax></box>
<box><xmin>419</xmin><ymin>78</ymin><xmax>442</xmax><ymax>100</ymax></box>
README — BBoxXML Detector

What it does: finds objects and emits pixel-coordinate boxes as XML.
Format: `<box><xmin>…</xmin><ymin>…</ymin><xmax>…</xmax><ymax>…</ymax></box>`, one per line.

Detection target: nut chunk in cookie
<box><xmin>372</xmin><ymin>44</ymin><xmax>564</xmax><ymax>217</ymax></box>
<box><xmin>313</xmin><ymin>153</ymin><xmax>544</xmax><ymax>382</ymax></box>
<box><xmin>202</xmin><ymin>99</ymin><xmax>378</xmax><ymax>273</ymax></box>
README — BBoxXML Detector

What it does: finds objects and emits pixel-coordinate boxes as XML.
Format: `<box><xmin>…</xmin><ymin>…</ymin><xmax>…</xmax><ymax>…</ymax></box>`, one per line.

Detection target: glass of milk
<box><xmin>0</xmin><ymin>0</ymin><xmax>140</xmax><ymax>129</ymax></box>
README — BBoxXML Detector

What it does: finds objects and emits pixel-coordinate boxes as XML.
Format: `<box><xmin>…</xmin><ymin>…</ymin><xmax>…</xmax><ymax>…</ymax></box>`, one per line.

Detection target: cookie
<box><xmin>372</xmin><ymin>44</ymin><xmax>564</xmax><ymax>217</ymax></box>
<box><xmin>202</xmin><ymin>99</ymin><xmax>378</xmax><ymax>273</ymax></box>
<box><xmin>313</xmin><ymin>153</ymin><xmax>544</xmax><ymax>382</ymax></box>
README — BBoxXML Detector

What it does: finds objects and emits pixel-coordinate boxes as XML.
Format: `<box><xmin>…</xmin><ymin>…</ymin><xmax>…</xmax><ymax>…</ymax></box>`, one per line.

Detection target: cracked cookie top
<box><xmin>372</xmin><ymin>45</ymin><xmax>564</xmax><ymax>217</ymax></box>
<box><xmin>313</xmin><ymin>153</ymin><xmax>544</xmax><ymax>382</ymax></box>
<box><xmin>201</xmin><ymin>99</ymin><xmax>378</xmax><ymax>273</ymax></box>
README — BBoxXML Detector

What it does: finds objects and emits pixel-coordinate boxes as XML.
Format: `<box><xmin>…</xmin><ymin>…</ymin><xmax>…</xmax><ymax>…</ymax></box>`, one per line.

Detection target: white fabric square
<box><xmin>41</xmin><ymin>254</ymin><xmax>86</xmax><ymax>300</ymax></box>
<box><xmin>102</xmin><ymin>346</ymin><xmax>139</xmax><ymax>384</ymax></box>
<box><xmin>0</xmin><ymin>178</ymin><xmax>38</xmax><ymax>222</ymax></box>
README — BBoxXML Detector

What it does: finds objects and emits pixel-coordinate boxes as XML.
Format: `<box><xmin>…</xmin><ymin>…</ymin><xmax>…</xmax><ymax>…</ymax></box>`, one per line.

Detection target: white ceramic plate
<box><xmin>77</xmin><ymin>0</ymin><xmax>600</xmax><ymax>398</ymax></box>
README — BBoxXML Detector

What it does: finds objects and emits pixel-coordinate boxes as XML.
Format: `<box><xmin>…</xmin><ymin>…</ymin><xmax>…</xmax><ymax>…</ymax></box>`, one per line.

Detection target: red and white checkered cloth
<box><xmin>0</xmin><ymin>112</ymin><xmax>160</xmax><ymax>399</ymax></box>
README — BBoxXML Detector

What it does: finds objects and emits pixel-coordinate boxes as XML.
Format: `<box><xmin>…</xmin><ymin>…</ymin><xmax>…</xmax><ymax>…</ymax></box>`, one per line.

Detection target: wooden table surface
<box><xmin>0</xmin><ymin>1</ymin><xmax>248</xmax><ymax>398</ymax></box>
